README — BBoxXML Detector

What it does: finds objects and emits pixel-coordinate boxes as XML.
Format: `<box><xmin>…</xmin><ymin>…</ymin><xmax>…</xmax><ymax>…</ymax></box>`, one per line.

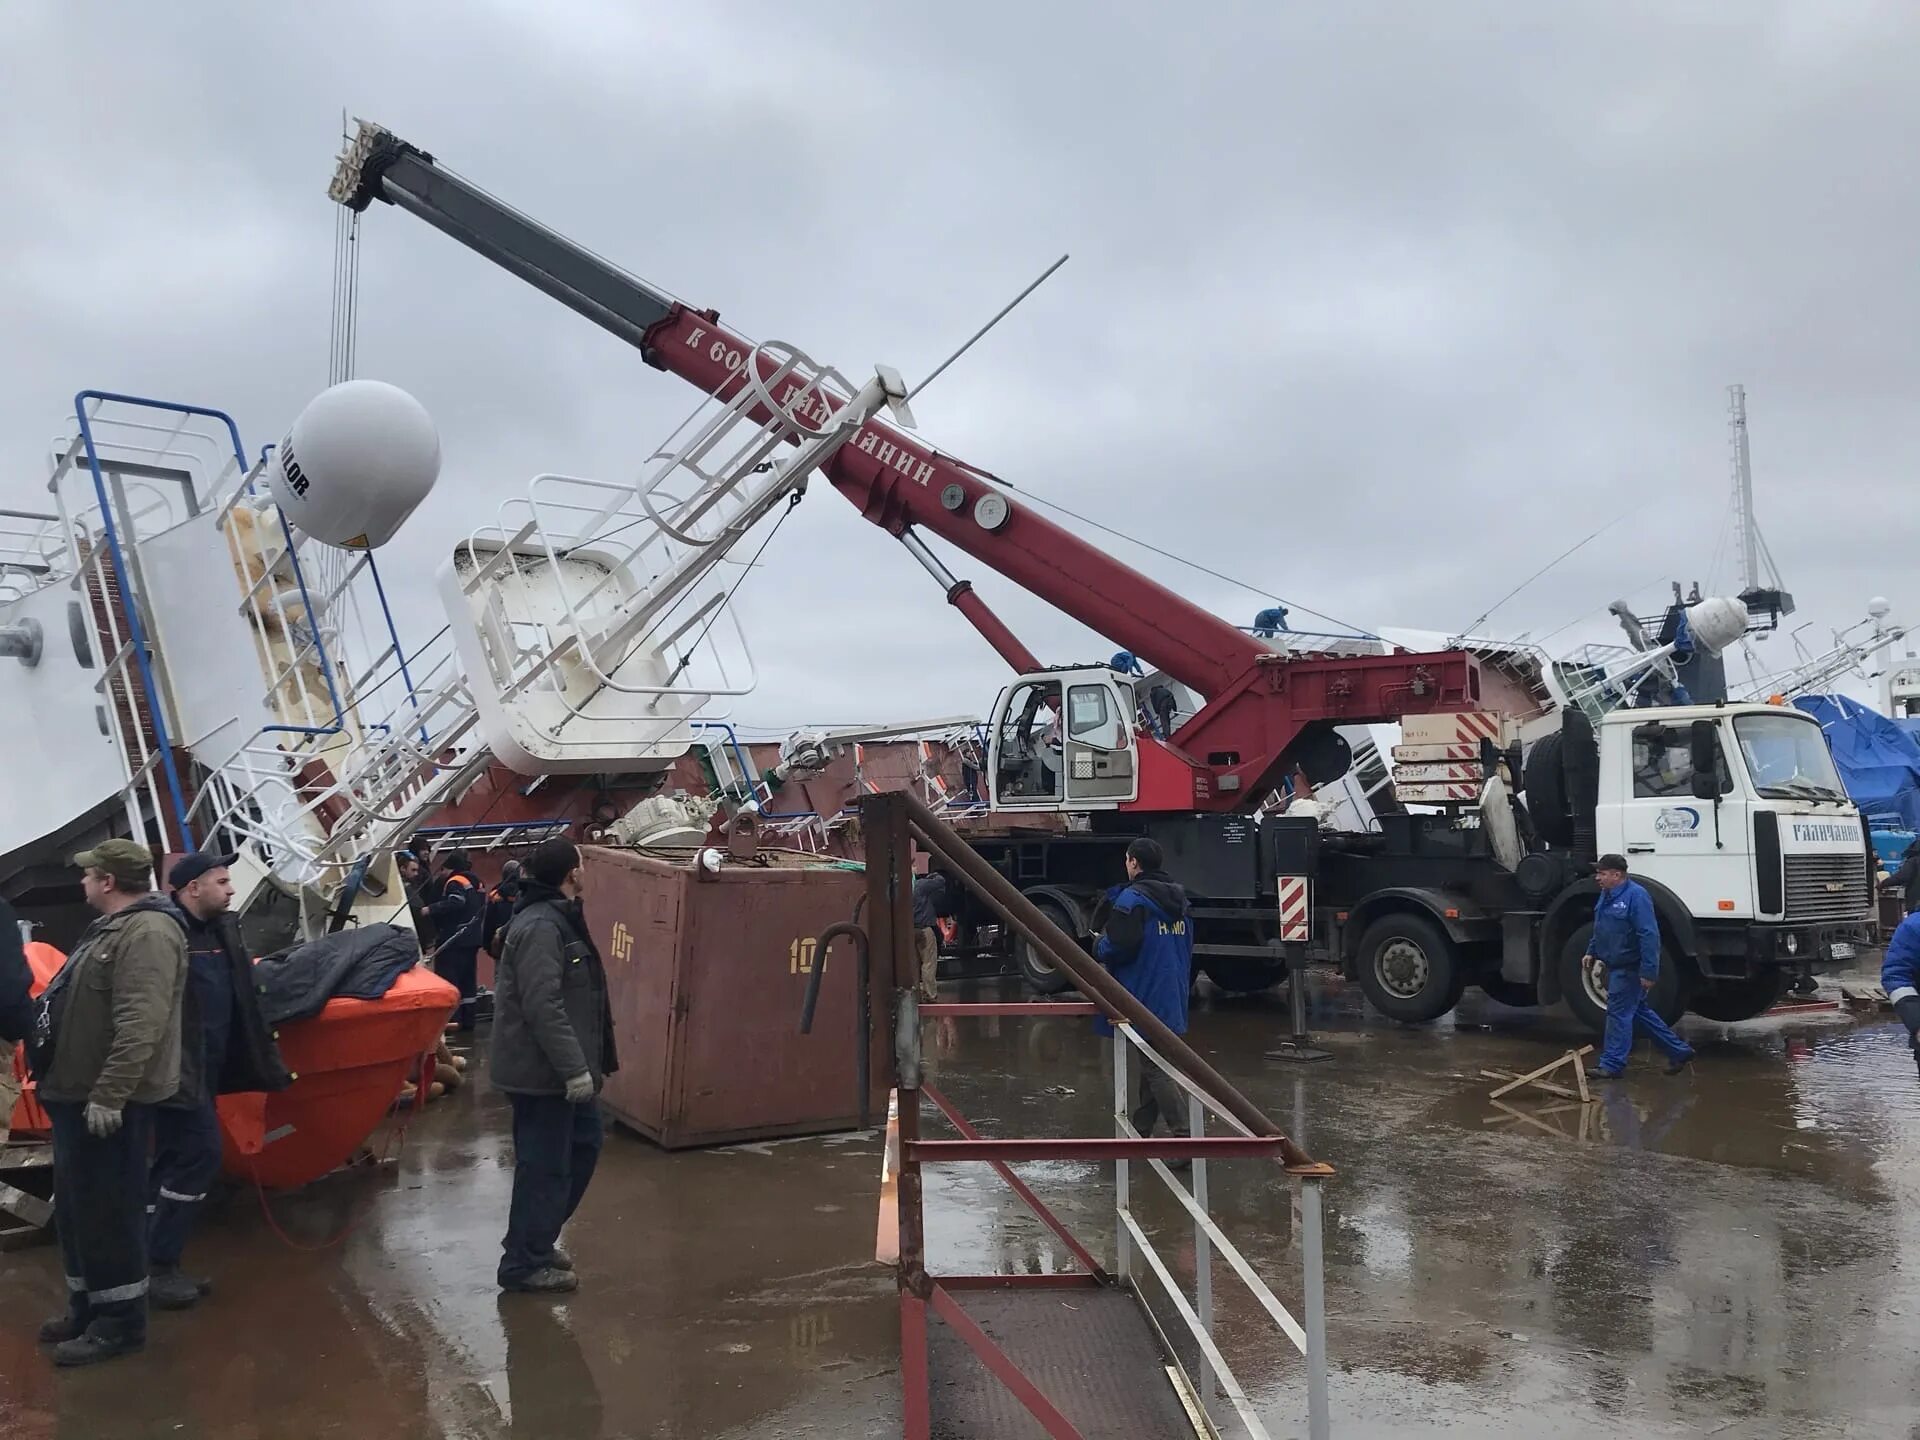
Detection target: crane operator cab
<box><xmin>989</xmin><ymin>669</ymin><xmax>1140</xmax><ymax>811</ymax></box>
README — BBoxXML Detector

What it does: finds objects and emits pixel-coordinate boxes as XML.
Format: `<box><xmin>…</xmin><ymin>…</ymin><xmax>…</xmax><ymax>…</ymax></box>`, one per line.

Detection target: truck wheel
<box><xmin>1354</xmin><ymin>914</ymin><xmax>1465</xmax><ymax>1023</ymax></box>
<box><xmin>1200</xmin><ymin>959</ymin><xmax>1283</xmax><ymax>995</ymax></box>
<box><xmin>1013</xmin><ymin>892</ymin><xmax>1078</xmax><ymax>995</ymax></box>
<box><xmin>1688</xmin><ymin>972</ymin><xmax>1786</xmax><ymax>1023</ymax></box>
<box><xmin>1479</xmin><ymin>978</ymin><xmax>1539</xmax><ymax>1008</ymax></box>
<box><xmin>1523</xmin><ymin>733</ymin><xmax>1574</xmax><ymax>847</ymax></box>
<box><xmin>1556</xmin><ymin>923</ymin><xmax>1691</xmax><ymax>1035</ymax></box>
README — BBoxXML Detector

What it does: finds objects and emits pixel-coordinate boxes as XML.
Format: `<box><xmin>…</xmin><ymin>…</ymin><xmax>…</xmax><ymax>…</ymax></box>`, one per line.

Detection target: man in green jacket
<box><xmin>31</xmin><ymin>839</ymin><xmax>188</xmax><ymax>1366</ymax></box>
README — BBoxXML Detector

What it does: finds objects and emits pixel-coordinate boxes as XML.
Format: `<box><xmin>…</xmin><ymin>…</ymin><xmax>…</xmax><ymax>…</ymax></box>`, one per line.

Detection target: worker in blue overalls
<box><xmin>1585</xmin><ymin>854</ymin><xmax>1695</xmax><ymax>1080</ymax></box>
<box><xmin>1093</xmin><ymin>838</ymin><xmax>1195</xmax><ymax>1166</ymax></box>
<box><xmin>1880</xmin><ymin>910</ymin><xmax>1920</xmax><ymax>1076</ymax></box>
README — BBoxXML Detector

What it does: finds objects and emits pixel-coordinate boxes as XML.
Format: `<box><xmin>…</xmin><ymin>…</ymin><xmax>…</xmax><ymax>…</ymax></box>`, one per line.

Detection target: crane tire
<box><xmin>1524</xmin><ymin>733</ymin><xmax>1575</xmax><ymax>847</ymax></box>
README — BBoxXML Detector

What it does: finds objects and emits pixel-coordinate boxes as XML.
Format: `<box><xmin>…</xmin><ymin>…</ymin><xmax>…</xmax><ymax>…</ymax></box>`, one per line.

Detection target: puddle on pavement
<box><xmin>3</xmin><ymin>974</ymin><xmax>1917</xmax><ymax>1438</ymax></box>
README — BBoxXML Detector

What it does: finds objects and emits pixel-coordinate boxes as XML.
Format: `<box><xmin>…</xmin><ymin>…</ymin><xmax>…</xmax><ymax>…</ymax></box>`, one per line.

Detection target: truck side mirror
<box><xmin>1689</xmin><ymin>719</ymin><xmax>1720</xmax><ymax>800</ymax></box>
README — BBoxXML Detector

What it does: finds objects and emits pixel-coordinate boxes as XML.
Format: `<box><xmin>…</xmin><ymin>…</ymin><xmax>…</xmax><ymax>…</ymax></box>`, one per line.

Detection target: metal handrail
<box><xmin>859</xmin><ymin>790</ymin><xmax>1333</xmax><ymax>1438</ymax></box>
<box><xmin>1115</xmin><ymin>1024</ymin><xmax>1329</xmax><ymax>1439</ymax></box>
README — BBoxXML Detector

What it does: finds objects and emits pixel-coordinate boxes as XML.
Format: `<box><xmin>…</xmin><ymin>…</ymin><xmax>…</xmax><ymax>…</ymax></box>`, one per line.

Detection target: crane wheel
<box><xmin>1353</xmin><ymin>913</ymin><xmax>1466</xmax><ymax>1024</ymax></box>
<box><xmin>1687</xmin><ymin>971</ymin><xmax>1786</xmax><ymax>1022</ymax></box>
<box><xmin>1013</xmin><ymin>889</ymin><xmax>1083</xmax><ymax>995</ymax></box>
<box><xmin>1523</xmin><ymin>733</ymin><xmax>1575</xmax><ymax>848</ymax></box>
<box><xmin>1555</xmin><ymin>922</ymin><xmax>1692</xmax><ymax>1034</ymax></box>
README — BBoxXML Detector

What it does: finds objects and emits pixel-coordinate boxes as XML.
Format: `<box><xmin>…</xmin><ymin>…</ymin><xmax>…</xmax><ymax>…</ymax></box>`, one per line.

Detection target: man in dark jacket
<box><xmin>910</xmin><ymin>869</ymin><xmax>955</xmax><ymax>1003</ymax></box>
<box><xmin>34</xmin><ymin>840</ymin><xmax>187</xmax><ymax>1366</ymax></box>
<box><xmin>1094</xmin><ymin>838</ymin><xmax>1194</xmax><ymax>1157</ymax></box>
<box><xmin>397</xmin><ymin>850</ymin><xmax>435</xmax><ymax>948</ymax></box>
<box><xmin>484</xmin><ymin>860</ymin><xmax>524</xmax><ymax>960</ymax></box>
<box><xmin>426</xmin><ymin>849</ymin><xmax>486</xmax><ymax>1031</ymax></box>
<box><xmin>491</xmin><ymin>837</ymin><xmax>618</xmax><ymax>1295</ymax></box>
<box><xmin>149</xmin><ymin>851</ymin><xmax>292</xmax><ymax>1311</ymax></box>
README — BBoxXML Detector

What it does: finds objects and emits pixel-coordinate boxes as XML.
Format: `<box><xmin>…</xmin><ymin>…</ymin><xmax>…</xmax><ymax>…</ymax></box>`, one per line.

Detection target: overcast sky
<box><xmin>5</xmin><ymin>1</ymin><xmax>1916</xmax><ymax>736</ymax></box>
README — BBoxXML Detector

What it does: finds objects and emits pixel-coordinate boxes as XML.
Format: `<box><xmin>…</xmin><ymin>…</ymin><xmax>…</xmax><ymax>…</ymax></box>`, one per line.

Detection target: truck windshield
<box><xmin>1733</xmin><ymin>713</ymin><xmax>1848</xmax><ymax>801</ymax></box>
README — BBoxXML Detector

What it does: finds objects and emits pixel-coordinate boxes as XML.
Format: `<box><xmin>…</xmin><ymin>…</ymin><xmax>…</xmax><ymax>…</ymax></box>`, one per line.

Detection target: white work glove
<box><xmin>84</xmin><ymin>1102</ymin><xmax>124</xmax><ymax>1138</ymax></box>
<box><xmin>563</xmin><ymin>1072</ymin><xmax>595</xmax><ymax>1104</ymax></box>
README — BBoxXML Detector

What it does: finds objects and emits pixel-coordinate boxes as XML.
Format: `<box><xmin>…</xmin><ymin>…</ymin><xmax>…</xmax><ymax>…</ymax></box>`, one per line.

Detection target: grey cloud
<box><xmin>3</xmin><ymin>0</ymin><xmax>1915</xmax><ymax>740</ymax></box>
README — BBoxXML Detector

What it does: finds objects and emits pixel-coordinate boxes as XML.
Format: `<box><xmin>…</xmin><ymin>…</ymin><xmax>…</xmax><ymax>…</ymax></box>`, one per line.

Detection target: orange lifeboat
<box><xmin>9</xmin><ymin>943</ymin><xmax>456</xmax><ymax>1190</ymax></box>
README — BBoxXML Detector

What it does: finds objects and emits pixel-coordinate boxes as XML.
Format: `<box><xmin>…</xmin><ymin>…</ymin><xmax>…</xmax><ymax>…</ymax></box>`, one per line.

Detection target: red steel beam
<box><xmin>946</xmin><ymin>580</ymin><xmax>1043</xmax><ymax>674</ymax></box>
<box><xmin>929</xmin><ymin>1284</ymin><xmax>1088</xmax><ymax>1440</ymax></box>
<box><xmin>922</xmin><ymin>1083</ymin><xmax>1108</xmax><ymax>1281</ymax></box>
<box><xmin>919</xmin><ymin>1002</ymin><xmax>1101</xmax><ymax>1017</ymax></box>
<box><xmin>909</xmin><ymin>1137</ymin><xmax>1294</xmax><ymax>1163</ymax></box>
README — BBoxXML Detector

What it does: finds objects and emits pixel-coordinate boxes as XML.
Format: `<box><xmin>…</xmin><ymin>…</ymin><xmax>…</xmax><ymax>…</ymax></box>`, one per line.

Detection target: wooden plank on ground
<box><xmin>1488</xmin><ymin>1046</ymin><xmax>1592</xmax><ymax>1100</ymax></box>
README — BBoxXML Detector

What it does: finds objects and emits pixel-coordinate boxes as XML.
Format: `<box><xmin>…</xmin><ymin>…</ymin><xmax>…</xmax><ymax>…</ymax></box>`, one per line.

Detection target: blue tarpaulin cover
<box><xmin>1794</xmin><ymin>693</ymin><xmax>1920</xmax><ymax>832</ymax></box>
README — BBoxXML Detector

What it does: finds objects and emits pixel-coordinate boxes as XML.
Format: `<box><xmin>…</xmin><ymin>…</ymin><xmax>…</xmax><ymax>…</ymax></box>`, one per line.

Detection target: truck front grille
<box><xmin>1782</xmin><ymin>854</ymin><xmax>1870</xmax><ymax>921</ymax></box>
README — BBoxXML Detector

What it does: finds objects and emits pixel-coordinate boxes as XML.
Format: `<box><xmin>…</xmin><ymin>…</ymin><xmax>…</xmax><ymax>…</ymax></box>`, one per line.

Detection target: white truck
<box><xmin>959</xmin><ymin>686</ymin><xmax>1874</xmax><ymax>1035</ymax></box>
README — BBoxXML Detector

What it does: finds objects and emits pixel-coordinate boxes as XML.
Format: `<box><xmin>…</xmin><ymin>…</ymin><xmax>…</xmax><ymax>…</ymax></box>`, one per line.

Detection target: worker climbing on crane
<box><xmin>1880</xmin><ymin>909</ymin><xmax>1920</xmax><ymax>1077</ymax></box>
<box><xmin>1092</xmin><ymin>839</ymin><xmax>1195</xmax><ymax>1168</ymax></box>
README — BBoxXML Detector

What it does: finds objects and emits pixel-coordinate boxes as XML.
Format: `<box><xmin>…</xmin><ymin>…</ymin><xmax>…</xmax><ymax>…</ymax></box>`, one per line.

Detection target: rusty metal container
<box><xmin>578</xmin><ymin>845</ymin><xmax>884</xmax><ymax>1148</ymax></box>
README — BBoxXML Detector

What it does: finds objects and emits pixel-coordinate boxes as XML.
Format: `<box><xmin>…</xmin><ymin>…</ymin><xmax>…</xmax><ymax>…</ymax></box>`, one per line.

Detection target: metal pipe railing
<box><xmin>847</xmin><ymin>789</ymin><xmax>1333</xmax><ymax>1438</ymax></box>
<box><xmin>900</xmin><ymin>787</ymin><xmax>1319</xmax><ymax>1169</ymax></box>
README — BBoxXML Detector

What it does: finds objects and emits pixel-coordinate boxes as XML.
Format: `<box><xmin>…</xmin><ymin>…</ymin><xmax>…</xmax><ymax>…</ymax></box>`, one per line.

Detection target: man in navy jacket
<box><xmin>1094</xmin><ymin>839</ymin><xmax>1194</xmax><ymax>1154</ymax></box>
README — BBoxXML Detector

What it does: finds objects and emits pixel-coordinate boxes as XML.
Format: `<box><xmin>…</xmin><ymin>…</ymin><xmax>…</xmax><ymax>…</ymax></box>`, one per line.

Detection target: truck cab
<box><xmin>1595</xmin><ymin>702</ymin><xmax>1870</xmax><ymax>982</ymax></box>
<box><xmin>1340</xmin><ymin>700</ymin><xmax>1875</xmax><ymax>1034</ymax></box>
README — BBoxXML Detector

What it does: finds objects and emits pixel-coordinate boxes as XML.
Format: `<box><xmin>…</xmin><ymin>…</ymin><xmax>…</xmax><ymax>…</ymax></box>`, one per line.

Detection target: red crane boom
<box><xmin>332</xmin><ymin>124</ymin><xmax>1482</xmax><ymax>810</ymax></box>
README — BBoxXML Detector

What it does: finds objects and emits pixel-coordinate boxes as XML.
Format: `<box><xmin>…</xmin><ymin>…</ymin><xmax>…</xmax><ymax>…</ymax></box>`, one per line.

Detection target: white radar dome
<box><xmin>269</xmin><ymin>380</ymin><xmax>440</xmax><ymax>549</ymax></box>
<box><xmin>1687</xmin><ymin>595</ymin><xmax>1749</xmax><ymax>657</ymax></box>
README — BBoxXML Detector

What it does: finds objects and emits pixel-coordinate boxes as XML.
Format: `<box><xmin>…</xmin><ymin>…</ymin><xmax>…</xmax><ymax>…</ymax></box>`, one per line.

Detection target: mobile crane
<box><xmin>331</xmin><ymin>123</ymin><xmax>1874</xmax><ymax>1032</ymax></box>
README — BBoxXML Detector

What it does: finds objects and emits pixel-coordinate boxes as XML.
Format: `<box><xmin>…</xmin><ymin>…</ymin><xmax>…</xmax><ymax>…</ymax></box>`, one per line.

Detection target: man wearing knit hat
<box><xmin>490</xmin><ymin>838</ymin><xmax>619</xmax><ymax>1294</ymax></box>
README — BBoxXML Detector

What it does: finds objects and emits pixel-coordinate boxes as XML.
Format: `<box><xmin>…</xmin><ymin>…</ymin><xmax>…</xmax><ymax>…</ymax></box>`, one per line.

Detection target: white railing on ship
<box><xmin>1113</xmin><ymin>1023</ymin><xmax>1331</xmax><ymax>1440</ymax></box>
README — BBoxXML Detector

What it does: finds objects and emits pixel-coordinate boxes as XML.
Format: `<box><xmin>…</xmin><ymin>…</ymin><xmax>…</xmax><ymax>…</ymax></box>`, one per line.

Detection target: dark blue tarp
<box><xmin>1794</xmin><ymin>693</ymin><xmax>1920</xmax><ymax>832</ymax></box>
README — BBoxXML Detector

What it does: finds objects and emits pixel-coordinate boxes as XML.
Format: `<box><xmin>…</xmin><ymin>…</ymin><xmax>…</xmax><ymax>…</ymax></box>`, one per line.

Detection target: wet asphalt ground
<box><xmin>2</xmin><ymin>970</ymin><xmax>1916</xmax><ymax>1439</ymax></box>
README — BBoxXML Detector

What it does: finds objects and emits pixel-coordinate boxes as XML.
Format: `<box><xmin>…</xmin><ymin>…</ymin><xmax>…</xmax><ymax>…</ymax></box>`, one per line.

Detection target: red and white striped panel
<box><xmin>1277</xmin><ymin>875</ymin><xmax>1311</xmax><ymax>942</ymax></box>
<box><xmin>1399</xmin><ymin>711</ymin><xmax>1504</xmax><ymax>749</ymax></box>
<box><xmin>1391</xmin><ymin>742</ymin><xmax>1481</xmax><ymax>764</ymax></box>
<box><xmin>1392</xmin><ymin>761</ymin><xmax>1482</xmax><ymax>784</ymax></box>
<box><xmin>853</xmin><ymin>743</ymin><xmax>882</xmax><ymax>795</ymax></box>
<box><xmin>1393</xmin><ymin>781</ymin><xmax>1482</xmax><ymax>804</ymax></box>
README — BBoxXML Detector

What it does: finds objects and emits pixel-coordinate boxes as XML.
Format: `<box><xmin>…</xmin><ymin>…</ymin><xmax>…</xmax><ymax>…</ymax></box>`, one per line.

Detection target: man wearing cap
<box><xmin>1585</xmin><ymin>854</ymin><xmax>1695</xmax><ymax>1081</ymax></box>
<box><xmin>491</xmin><ymin>837</ymin><xmax>618</xmax><ymax>1295</ymax></box>
<box><xmin>31</xmin><ymin>839</ymin><xmax>187</xmax><ymax>1365</ymax></box>
<box><xmin>148</xmin><ymin>851</ymin><xmax>291</xmax><ymax>1311</ymax></box>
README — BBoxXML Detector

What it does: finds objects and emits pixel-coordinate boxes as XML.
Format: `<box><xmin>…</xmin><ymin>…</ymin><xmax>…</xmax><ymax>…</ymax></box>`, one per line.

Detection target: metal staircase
<box><xmin>437</xmin><ymin>339</ymin><xmax>910</xmax><ymax>773</ymax></box>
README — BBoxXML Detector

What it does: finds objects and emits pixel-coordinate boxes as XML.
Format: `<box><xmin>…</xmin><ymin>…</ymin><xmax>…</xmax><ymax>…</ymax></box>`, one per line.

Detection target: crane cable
<box><xmin>974</xmin><ymin>474</ymin><xmax>1376</xmax><ymax>638</ymax></box>
<box><xmin>1453</xmin><ymin>514</ymin><xmax>1627</xmax><ymax>639</ymax></box>
<box><xmin>327</xmin><ymin>110</ymin><xmax>362</xmax><ymax>389</ymax></box>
